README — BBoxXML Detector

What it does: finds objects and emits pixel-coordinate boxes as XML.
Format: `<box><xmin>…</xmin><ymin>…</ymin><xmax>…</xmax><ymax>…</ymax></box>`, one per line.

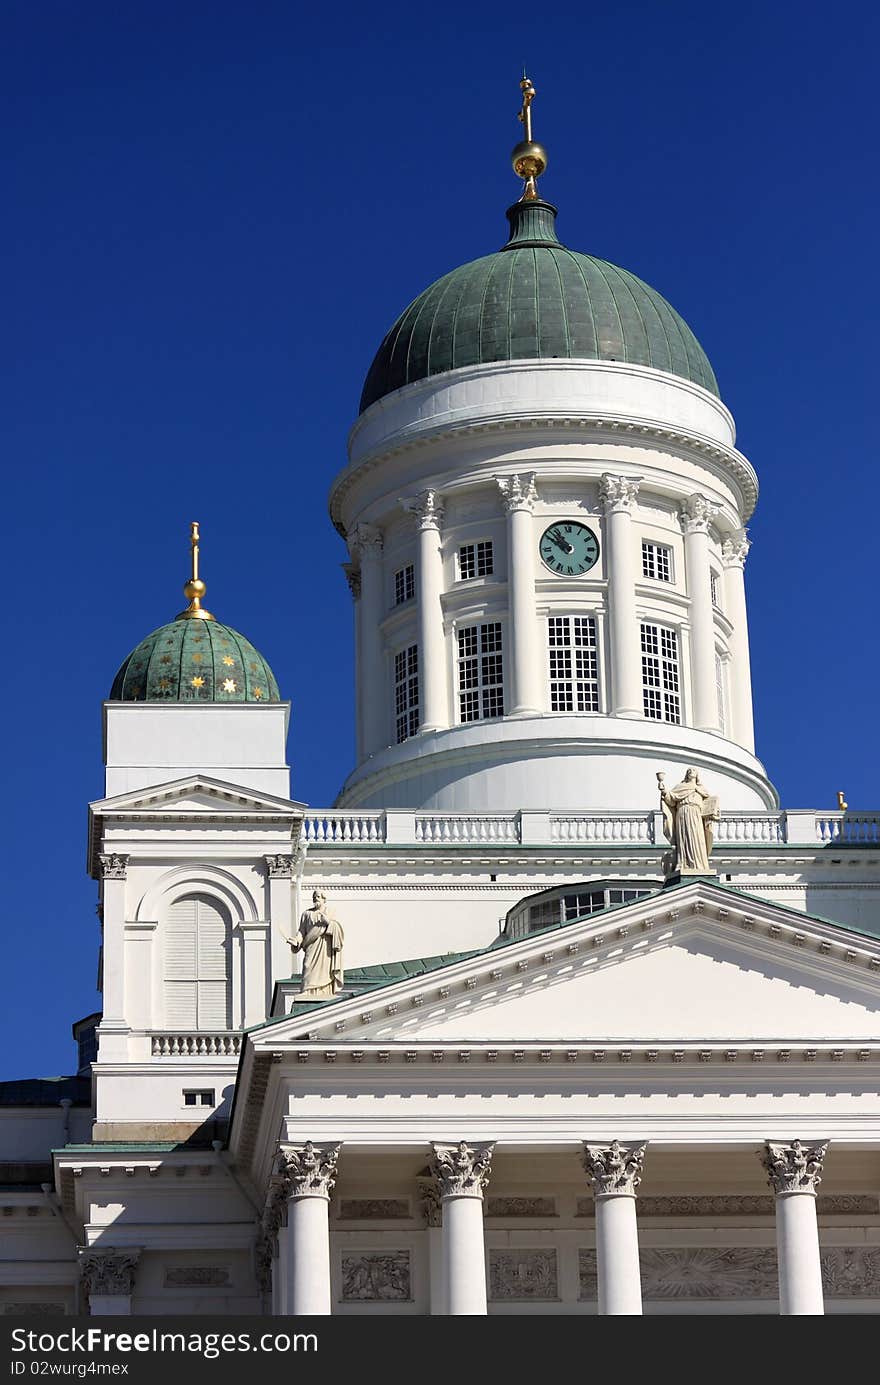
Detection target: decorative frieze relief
<box><xmin>164</xmin><ymin>1267</ymin><xmax>230</xmax><ymax>1288</ymax></box>
<box><xmin>762</xmin><ymin>1140</ymin><xmax>829</xmax><ymax>1196</ymax></box>
<box><xmin>575</xmin><ymin>1245</ymin><xmax>880</xmax><ymax>1300</ymax></box>
<box><xmin>264</xmin><ymin>854</ymin><xmax>294</xmax><ymax>879</ymax></box>
<box><xmin>2</xmin><ymin>1304</ymin><xmax>66</xmax><ymax>1317</ymax></box>
<box><xmin>496</xmin><ymin>472</ymin><xmax>538</xmax><ymax>514</ymax></box>
<box><xmin>599</xmin><ymin>473</ymin><xmax>641</xmax><ymax>514</ymax></box>
<box><xmin>721</xmin><ymin>527</ymin><xmax>750</xmax><ymax>569</ymax></box>
<box><xmin>278</xmin><ymin>1141</ymin><xmax>340</xmax><ymax>1200</ymax></box>
<box><xmin>400</xmin><ymin>489</ymin><xmax>444</xmax><ymax>532</ymax></box>
<box><xmin>78</xmin><ymin>1249</ymin><xmax>141</xmax><ymax>1297</ymax></box>
<box><xmin>337</xmin><ymin>1199</ymin><xmax>410</xmax><ymax>1221</ymax></box>
<box><xmin>430</xmin><ymin>1141</ymin><xmax>494</xmax><ymax>1199</ymax></box>
<box><xmin>582</xmin><ymin>1141</ymin><xmax>646</xmax><ymax>1198</ymax></box>
<box><xmin>821</xmin><ymin>1247</ymin><xmax>880</xmax><ymax>1298</ymax></box>
<box><xmin>98</xmin><ymin>854</ymin><xmax>129</xmax><ymax>881</ymax></box>
<box><xmin>486</xmin><ymin>1196</ymin><xmax>557</xmax><ymax>1218</ymax></box>
<box><xmin>340</xmin><ymin>1251</ymin><xmax>412</xmax><ymax>1302</ymax></box>
<box><xmin>489</xmin><ymin>1249</ymin><xmax>558</xmax><ymax>1301</ymax></box>
<box><xmin>416</xmin><ymin>1175</ymin><xmax>442</xmax><ymax>1228</ymax></box>
<box><xmin>678</xmin><ymin>492</ymin><xmax>720</xmax><ymax>535</ymax></box>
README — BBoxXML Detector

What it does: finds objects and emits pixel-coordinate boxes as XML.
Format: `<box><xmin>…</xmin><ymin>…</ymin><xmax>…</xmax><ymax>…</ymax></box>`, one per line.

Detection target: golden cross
<box><xmin>190</xmin><ymin>521</ymin><xmax>200</xmax><ymax>583</ymax></box>
<box><xmin>518</xmin><ymin>75</ymin><xmax>536</xmax><ymax>144</ymax></box>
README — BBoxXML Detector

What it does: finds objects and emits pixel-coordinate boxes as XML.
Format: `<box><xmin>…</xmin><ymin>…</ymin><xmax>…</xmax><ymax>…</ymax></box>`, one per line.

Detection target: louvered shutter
<box><xmin>164</xmin><ymin>894</ymin><xmax>231</xmax><ymax>1028</ymax></box>
<box><xmin>196</xmin><ymin>897</ymin><xmax>230</xmax><ymax>1028</ymax></box>
<box><xmin>164</xmin><ymin>897</ymin><xmax>199</xmax><ymax>1027</ymax></box>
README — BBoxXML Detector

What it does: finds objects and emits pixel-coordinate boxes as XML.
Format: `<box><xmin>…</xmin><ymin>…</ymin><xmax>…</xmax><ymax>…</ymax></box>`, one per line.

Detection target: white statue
<box><xmin>657</xmin><ymin>768</ymin><xmax>719</xmax><ymax>877</ymax></box>
<box><xmin>284</xmin><ymin>889</ymin><xmax>344</xmax><ymax>999</ymax></box>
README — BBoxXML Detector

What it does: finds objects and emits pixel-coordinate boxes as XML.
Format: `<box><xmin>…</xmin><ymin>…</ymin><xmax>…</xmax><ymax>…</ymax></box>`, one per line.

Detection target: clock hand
<box><xmin>552</xmin><ymin>530</ymin><xmax>575</xmax><ymax>554</ymax></box>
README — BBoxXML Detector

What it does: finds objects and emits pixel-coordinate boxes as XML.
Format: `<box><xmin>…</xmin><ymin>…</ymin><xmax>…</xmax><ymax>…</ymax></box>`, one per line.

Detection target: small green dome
<box><xmin>110</xmin><ymin>619</ymin><xmax>281</xmax><ymax>704</ymax></box>
<box><xmin>360</xmin><ymin>200</ymin><xmax>718</xmax><ymax>413</ymax></box>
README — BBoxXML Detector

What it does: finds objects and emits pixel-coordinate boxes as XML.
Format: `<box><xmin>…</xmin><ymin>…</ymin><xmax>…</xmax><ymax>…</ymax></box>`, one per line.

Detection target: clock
<box><xmin>539</xmin><ymin>521</ymin><xmax>600</xmax><ymax>576</ymax></box>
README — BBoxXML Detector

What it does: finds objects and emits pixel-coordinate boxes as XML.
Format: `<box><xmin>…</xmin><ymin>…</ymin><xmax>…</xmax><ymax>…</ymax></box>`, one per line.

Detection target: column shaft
<box><xmin>681</xmin><ymin>495</ymin><xmax>720</xmax><ymax>732</ymax></box>
<box><xmin>775</xmin><ymin>1193</ymin><xmax>824</xmax><ymax>1315</ymax></box>
<box><xmin>416</xmin><ymin>515</ymin><xmax>447</xmax><ymax>732</ymax></box>
<box><xmin>499</xmin><ymin>478</ymin><xmax>542</xmax><ymax>716</ymax></box>
<box><xmin>357</xmin><ymin>535</ymin><xmax>386</xmax><ymax>756</ymax></box>
<box><xmin>722</xmin><ymin>531</ymin><xmax>755</xmax><ymax>751</ymax></box>
<box><xmin>600</xmin><ymin>477</ymin><xmax>642</xmax><ymax>718</ymax></box>
<box><xmin>594</xmin><ymin>1195</ymin><xmax>642</xmax><ymax>1315</ymax></box>
<box><xmin>443</xmin><ymin>1196</ymin><xmax>488</xmax><ymax>1315</ymax></box>
<box><xmin>286</xmin><ymin>1196</ymin><xmax>331</xmax><ymax>1315</ymax></box>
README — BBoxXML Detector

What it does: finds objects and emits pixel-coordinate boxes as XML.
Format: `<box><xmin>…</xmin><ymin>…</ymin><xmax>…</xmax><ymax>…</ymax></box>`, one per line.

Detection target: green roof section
<box><xmin>360</xmin><ymin>199</ymin><xmax>718</xmax><ymax>412</ymax></box>
<box><xmin>109</xmin><ymin>618</ymin><xmax>280</xmax><ymax>704</ymax></box>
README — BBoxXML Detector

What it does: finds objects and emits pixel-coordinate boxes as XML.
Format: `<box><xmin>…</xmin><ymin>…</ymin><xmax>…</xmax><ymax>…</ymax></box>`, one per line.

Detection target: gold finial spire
<box><xmin>511</xmin><ymin>71</ymin><xmax>547</xmax><ymax>201</ymax></box>
<box><xmin>837</xmin><ymin>790</ymin><xmax>848</xmax><ymax>811</ymax></box>
<box><xmin>175</xmin><ymin>520</ymin><xmax>216</xmax><ymax>621</ymax></box>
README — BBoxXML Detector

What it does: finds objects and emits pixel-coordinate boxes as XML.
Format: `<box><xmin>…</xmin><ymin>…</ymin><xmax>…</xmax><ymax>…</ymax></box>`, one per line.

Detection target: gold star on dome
<box><xmin>130</xmin><ymin>685</ymin><xmax>141</xmax><ymax>697</ymax></box>
<box><xmin>191</xmin><ymin>676</ymin><xmax>205</xmax><ymax>689</ymax></box>
<box><xmin>222</xmin><ymin>678</ymin><xmax>237</xmax><ymax>693</ymax></box>
<box><xmin>157</xmin><ymin>677</ymin><xmax>170</xmax><ymax>691</ymax></box>
<box><xmin>222</xmin><ymin>655</ymin><xmax>235</xmax><ymax>667</ymax></box>
<box><xmin>191</xmin><ymin>652</ymin><xmax>203</xmax><ymax>663</ymax></box>
<box><xmin>249</xmin><ymin>662</ymin><xmax>258</xmax><ymax>672</ymax></box>
<box><xmin>253</xmin><ymin>687</ymin><xmax>264</xmax><ymax>700</ymax></box>
<box><xmin>160</xmin><ymin>655</ymin><xmax>172</xmax><ymax>665</ymax></box>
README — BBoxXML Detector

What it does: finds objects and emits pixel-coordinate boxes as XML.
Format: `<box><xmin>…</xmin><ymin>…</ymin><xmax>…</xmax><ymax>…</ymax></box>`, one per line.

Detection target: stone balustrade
<box><xmin>151</xmin><ymin>1033</ymin><xmax>242</xmax><ymax>1057</ymax></box>
<box><xmin>298</xmin><ymin>809</ymin><xmax>880</xmax><ymax>849</ymax></box>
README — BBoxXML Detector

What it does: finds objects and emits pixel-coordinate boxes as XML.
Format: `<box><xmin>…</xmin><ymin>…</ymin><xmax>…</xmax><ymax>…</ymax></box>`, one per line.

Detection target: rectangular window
<box><xmin>640</xmin><ymin>622</ymin><xmax>681</xmax><ymax>724</ymax></box>
<box><xmin>547</xmin><ymin>615</ymin><xmax>599</xmax><ymax>712</ymax></box>
<box><xmin>710</xmin><ymin>569</ymin><xmax>721</xmax><ymax>609</ymax></box>
<box><xmin>458</xmin><ymin>622</ymin><xmax>504</xmax><ymax>722</ymax></box>
<box><xmin>394</xmin><ymin>563</ymin><xmax>415</xmax><ymax>606</ymax></box>
<box><xmin>394</xmin><ymin>644</ymin><xmax>420</xmax><ymax>744</ymax></box>
<box><xmin>641</xmin><ymin>541</ymin><xmax>672</xmax><ymax>582</ymax></box>
<box><xmin>458</xmin><ymin>540</ymin><xmax>494</xmax><ymax>581</ymax></box>
<box><xmin>183</xmin><ymin>1089</ymin><xmax>215</xmax><ymax>1108</ymax></box>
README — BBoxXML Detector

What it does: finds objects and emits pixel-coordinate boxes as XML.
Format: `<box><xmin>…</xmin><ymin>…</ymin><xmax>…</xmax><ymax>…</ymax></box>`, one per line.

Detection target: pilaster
<box><xmin>497</xmin><ymin>473</ymin><xmax>542</xmax><ymax>716</ymax></box>
<box><xmin>401</xmin><ymin>490</ymin><xmax>448</xmax><ymax>733</ymax></box>
<box><xmin>599</xmin><ymin>475</ymin><xmax>642</xmax><ymax>718</ymax></box>
<box><xmin>679</xmin><ymin>493</ymin><xmax>720</xmax><ymax>733</ymax></box>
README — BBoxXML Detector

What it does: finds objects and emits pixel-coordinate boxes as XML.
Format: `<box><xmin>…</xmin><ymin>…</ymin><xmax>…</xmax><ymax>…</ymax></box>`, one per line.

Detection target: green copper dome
<box><xmin>110</xmin><ymin>618</ymin><xmax>281</xmax><ymax>703</ymax></box>
<box><xmin>360</xmin><ymin>200</ymin><xmax>718</xmax><ymax>413</ymax></box>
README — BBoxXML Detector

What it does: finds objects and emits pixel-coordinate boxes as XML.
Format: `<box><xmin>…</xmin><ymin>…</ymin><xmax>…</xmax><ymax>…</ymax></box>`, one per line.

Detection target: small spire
<box><xmin>175</xmin><ymin>521</ymin><xmax>216</xmax><ymax>621</ymax></box>
<box><xmin>511</xmin><ymin>71</ymin><xmax>547</xmax><ymax>201</ymax></box>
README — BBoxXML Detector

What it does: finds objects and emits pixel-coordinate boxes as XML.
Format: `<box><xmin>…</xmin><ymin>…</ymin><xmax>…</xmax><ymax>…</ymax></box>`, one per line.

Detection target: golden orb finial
<box><xmin>175</xmin><ymin>520</ymin><xmax>216</xmax><ymax>621</ymax></box>
<box><xmin>511</xmin><ymin>72</ymin><xmax>547</xmax><ymax>201</ymax></box>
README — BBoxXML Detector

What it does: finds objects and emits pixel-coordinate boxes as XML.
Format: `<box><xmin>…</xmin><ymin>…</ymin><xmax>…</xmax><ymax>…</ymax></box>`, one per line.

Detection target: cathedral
<box><xmin>3</xmin><ymin>78</ymin><xmax>879</xmax><ymax>1318</ymax></box>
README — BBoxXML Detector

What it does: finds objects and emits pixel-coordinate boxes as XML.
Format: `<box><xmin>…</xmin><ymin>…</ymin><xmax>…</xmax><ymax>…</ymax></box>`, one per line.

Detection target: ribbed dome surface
<box><xmin>360</xmin><ymin>201</ymin><xmax>718</xmax><ymax>413</ymax></box>
<box><xmin>110</xmin><ymin>619</ymin><xmax>280</xmax><ymax>703</ymax></box>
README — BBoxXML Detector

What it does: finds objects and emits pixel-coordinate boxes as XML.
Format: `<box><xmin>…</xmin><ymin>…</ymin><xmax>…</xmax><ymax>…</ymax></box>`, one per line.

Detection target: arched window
<box><xmin>164</xmin><ymin>894</ymin><xmax>231</xmax><ymax>1029</ymax></box>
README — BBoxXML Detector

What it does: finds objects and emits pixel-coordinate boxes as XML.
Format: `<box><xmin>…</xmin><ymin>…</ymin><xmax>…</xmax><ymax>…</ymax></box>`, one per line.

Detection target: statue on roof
<box><xmin>284</xmin><ymin>889</ymin><xmax>345</xmax><ymax>999</ymax></box>
<box><xmin>657</xmin><ymin>768</ymin><xmax>719</xmax><ymax>878</ymax></box>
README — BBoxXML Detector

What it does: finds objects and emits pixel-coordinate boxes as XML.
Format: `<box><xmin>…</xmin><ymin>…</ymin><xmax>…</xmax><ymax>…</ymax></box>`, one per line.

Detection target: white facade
<box><xmin>3</xmin><ymin>186</ymin><xmax>880</xmax><ymax>1321</ymax></box>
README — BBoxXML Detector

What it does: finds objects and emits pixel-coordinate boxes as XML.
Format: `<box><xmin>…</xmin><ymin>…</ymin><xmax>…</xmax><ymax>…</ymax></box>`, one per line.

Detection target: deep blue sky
<box><xmin>2</xmin><ymin>0</ymin><xmax>877</xmax><ymax>1079</ymax></box>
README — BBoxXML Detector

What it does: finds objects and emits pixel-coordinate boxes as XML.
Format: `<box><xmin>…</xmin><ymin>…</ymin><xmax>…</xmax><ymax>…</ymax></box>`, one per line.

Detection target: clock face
<box><xmin>539</xmin><ymin>521</ymin><xmax>600</xmax><ymax>576</ymax></box>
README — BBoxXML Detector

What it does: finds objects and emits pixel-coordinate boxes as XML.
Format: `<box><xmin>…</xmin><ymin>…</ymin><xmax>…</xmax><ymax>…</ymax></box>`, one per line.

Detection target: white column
<box><xmin>402</xmin><ymin>491</ymin><xmax>448</xmax><ymax>733</ymax></box>
<box><xmin>762</xmin><ymin>1140</ymin><xmax>828</xmax><ymax>1315</ymax></box>
<box><xmin>721</xmin><ymin>528</ymin><xmax>756</xmax><ymax>752</ymax></box>
<box><xmin>342</xmin><ymin>562</ymin><xmax>364</xmax><ymax>760</ymax></box>
<box><xmin>96</xmin><ymin>855</ymin><xmax>130</xmax><ymax>1062</ymax></box>
<box><xmin>266</xmin><ymin>852</ymin><xmax>295</xmax><ymax>986</ymax></box>
<box><xmin>599</xmin><ymin>475</ymin><xmax>642</xmax><ymax>718</ymax></box>
<box><xmin>431</xmin><ymin>1140</ymin><xmax>494</xmax><ymax>1316</ymax></box>
<box><xmin>240</xmin><ymin>920</ymin><xmax>271</xmax><ymax>1028</ymax></box>
<box><xmin>582</xmin><ymin>1141</ymin><xmax>646</xmax><ymax>1315</ymax></box>
<box><xmin>418</xmin><ymin>1174</ymin><xmax>447</xmax><ymax>1315</ymax></box>
<box><xmin>680</xmin><ymin>494</ymin><xmax>720</xmax><ymax>732</ymax></box>
<box><xmin>496</xmin><ymin>474</ymin><xmax>543</xmax><ymax>716</ymax></box>
<box><xmin>123</xmin><ymin>920</ymin><xmax>155</xmax><ymax>1030</ymax></box>
<box><xmin>279</xmin><ymin>1141</ymin><xmax>340</xmax><ymax>1315</ymax></box>
<box><xmin>79</xmin><ymin>1249</ymin><xmax>140</xmax><ymax>1316</ymax></box>
<box><xmin>349</xmin><ymin>524</ymin><xmax>386</xmax><ymax>756</ymax></box>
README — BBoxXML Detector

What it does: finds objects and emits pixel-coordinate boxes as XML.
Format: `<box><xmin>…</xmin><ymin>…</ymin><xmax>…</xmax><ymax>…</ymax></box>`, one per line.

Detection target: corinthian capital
<box><xmin>721</xmin><ymin>528</ymin><xmax>751</xmax><ymax>569</ymax></box>
<box><xmin>347</xmin><ymin>522</ymin><xmax>384</xmax><ymax>561</ymax></box>
<box><xmin>264</xmin><ymin>854</ymin><xmax>293</xmax><ymax>879</ymax></box>
<box><xmin>99</xmin><ymin>854</ymin><xmax>129</xmax><ymax>881</ymax></box>
<box><xmin>278</xmin><ymin>1141</ymin><xmax>340</xmax><ymax>1199</ymax></box>
<box><xmin>599</xmin><ymin>474</ymin><xmax>641</xmax><ymax>514</ymax></box>
<box><xmin>496</xmin><ymin>472</ymin><xmax>538</xmax><ymax>514</ymax></box>
<box><xmin>679</xmin><ymin>493</ymin><xmax>719</xmax><ymax>534</ymax></box>
<box><xmin>78</xmin><ymin>1248</ymin><xmax>141</xmax><ymax>1297</ymax></box>
<box><xmin>582</xmin><ymin>1140</ymin><xmax>646</xmax><ymax>1197</ymax></box>
<box><xmin>761</xmin><ymin>1140</ymin><xmax>829</xmax><ymax>1196</ymax></box>
<box><xmin>400</xmin><ymin>489</ymin><xmax>445</xmax><ymax>531</ymax></box>
<box><xmin>430</xmin><ymin>1140</ymin><xmax>494</xmax><ymax>1199</ymax></box>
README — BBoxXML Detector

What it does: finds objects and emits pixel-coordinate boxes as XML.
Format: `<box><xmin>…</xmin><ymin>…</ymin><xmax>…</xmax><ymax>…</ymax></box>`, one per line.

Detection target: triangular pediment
<box><xmin>252</xmin><ymin>883</ymin><xmax>880</xmax><ymax>1051</ymax></box>
<box><xmin>90</xmin><ymin>775</ymin><xmax>304</xmax><ymax>818</ymax></box>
